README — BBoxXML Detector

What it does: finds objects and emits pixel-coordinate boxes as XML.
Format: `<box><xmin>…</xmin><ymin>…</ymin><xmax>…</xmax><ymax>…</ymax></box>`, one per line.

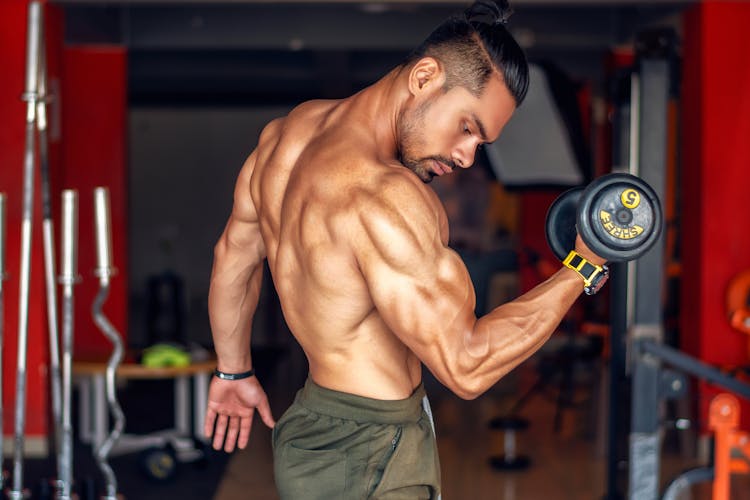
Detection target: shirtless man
<box><xmin>204</xmin><ymin>1</ymin><xmax>606</xmax><ymax>498</ymax></box>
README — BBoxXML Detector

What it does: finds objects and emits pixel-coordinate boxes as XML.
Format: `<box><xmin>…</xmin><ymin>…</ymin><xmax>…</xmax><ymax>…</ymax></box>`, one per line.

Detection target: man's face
<box><xmin>397</xmin><ymin>74</ymin><xmax>516</xmax><ymax>183</ymax></box>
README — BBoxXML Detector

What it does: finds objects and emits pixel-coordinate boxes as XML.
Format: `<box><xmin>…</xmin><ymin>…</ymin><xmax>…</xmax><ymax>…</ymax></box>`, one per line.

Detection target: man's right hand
<box><xmin>204</xmin><ymin>375</ymin><xmax>276</xmax><ymax>452</ymax></box>
<box><xmin>574</xmin><ymin>233</ymin><xmax>606</xmax><ymax>267</ymax></box>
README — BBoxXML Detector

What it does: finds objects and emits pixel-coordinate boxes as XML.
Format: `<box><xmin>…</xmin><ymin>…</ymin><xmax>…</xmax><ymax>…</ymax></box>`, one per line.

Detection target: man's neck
<box><xmin>349</xmin><ymin>66</ymin><xmax>411</xmax><ymax>163</ymax></box>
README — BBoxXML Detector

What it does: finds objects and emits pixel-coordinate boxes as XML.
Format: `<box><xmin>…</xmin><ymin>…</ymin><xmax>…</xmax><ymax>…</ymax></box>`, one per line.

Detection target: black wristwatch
<box><xmin>562</xmin><ymin>250</ymin><xmax>609</xmax><ymax>295</ymax></box>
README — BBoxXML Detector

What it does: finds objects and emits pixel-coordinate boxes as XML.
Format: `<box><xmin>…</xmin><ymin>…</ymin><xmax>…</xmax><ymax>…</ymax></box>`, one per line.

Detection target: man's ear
<box><xmin>408</xmin><ymin>57</ymin><xmax>445</xmax><ymax>96</ymax></box>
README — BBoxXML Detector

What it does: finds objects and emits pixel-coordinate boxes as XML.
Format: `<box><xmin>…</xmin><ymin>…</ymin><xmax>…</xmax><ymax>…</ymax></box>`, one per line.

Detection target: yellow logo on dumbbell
<box><xmin>600</xmin><ymin>211</ymin><xmax>644</xmax><ymax>240</ymax></box>
<box><xmin>621</xmin><ymin>189</ymin><xmax>641</xmax><ymax>209</ymax></box>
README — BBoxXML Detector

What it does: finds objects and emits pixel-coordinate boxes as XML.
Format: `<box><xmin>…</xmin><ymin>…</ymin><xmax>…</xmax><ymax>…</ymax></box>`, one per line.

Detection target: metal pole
<box><xmin>605</xmin><ymin>67</ymin><xmax>634</xmax><ymax>500</ymax></box>
<box><xmin>91</xmin><ymin>187</ymin><xmax>124</xmax><ymax>500</ymax></box>
<box><xmin>641</xmin><ymin>340</ymin><xmax>750</xmax><ymax>401</ymax></box>
<box><xmin>37</xmin><ymin>35</ymin><xmax>64</xmax><ymax>482</ymax></box>
<box><xmin>57</xmin><ymin>190</ymin><xmax>79</xmax><ymax>500</ymax></box>
<box><xmin>627</xmin><ymin>30</ymin><xmax>674</xmax><ymax>500</ymax></box>
<box><xmin>0</xmin><ymin>193</ymin><xmax>7</xmax><ymax>492</ymax></box>
<box><xmin>11</xmin><ymin>3</ymin><xmax>42</xmax><ymax>498</ymax></box>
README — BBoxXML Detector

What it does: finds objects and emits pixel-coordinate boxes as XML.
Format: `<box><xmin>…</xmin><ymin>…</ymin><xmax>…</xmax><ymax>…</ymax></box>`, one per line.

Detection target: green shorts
<box><xmin>272</xmin><ymin>378</ymin><xmax>441</xmax><ymax>499</ymax></box>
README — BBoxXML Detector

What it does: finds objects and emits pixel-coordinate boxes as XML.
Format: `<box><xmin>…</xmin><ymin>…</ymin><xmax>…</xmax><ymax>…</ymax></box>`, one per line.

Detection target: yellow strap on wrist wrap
<box><xmin>562</xmin><ymin>250</ymin><xmax>604</xmax><ymax>289</ymax></box>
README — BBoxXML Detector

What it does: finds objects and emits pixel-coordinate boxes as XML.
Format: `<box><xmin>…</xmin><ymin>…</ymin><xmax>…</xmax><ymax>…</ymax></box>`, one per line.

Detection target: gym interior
<box><xmin>1</xmin><ymin>0</ymin><xmax>750</xmax><ymax>498</ymax></box>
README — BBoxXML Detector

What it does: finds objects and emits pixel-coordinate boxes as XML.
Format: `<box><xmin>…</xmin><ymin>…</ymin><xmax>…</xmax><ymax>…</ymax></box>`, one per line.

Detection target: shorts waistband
<box><xmin>297</xmin><ymin>377</ymin><xmax>426</xmax><ymax>425</ymax></box>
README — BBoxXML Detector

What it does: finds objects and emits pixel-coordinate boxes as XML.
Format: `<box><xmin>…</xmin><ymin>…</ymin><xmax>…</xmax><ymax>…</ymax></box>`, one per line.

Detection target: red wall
<box><xmin>0</xmin><ymin>0</ymin><xmax>127</xmax><ymax>440</ymax></box>
<box><xmin>681</xmin><ymin>1</ymin><xmax>750</xmax><ymax>427</ymax></box>
<box><xmin>61</xmin><ymin>46</ymin><xmax>129</xmax><ymax>359</ymax></box>
<box><xmin>519</xmin><ymin>191</ymin><xmax>560</xmax><ymax>292</ymax></box>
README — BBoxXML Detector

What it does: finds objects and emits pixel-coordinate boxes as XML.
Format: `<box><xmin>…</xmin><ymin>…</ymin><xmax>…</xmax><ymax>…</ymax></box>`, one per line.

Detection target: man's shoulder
<box><xmin>284</xmin><ymin>99</ymin><xmax>339</xmax><ymax>129</ymax></box>
<box><xmin>331</xmin><ymin>161</ymin><xmax>435</xmax><ymax>212</ymax></box>
<box><xmin>346</xmin><ymin>165</ymin><xmax>444</xmax><ymax>248</ymax></box>
<box><xmin>259</xmin><ymin>99</ymin><xmax>336</xmax><ymax>139</ymax></box>
<box><xmin>372</xmin><ymin>166</ymin><xmax>441</xmax><ymax>213</ymax></box>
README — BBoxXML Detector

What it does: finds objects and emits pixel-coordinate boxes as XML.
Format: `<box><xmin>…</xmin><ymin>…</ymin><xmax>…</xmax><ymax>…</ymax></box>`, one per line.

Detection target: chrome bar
<box><xmin>37</xmin><ymin>42</ymin><xmax>63</xmax><ymax>488</ymax></box>
<box><xmin>175</xmin><ymin>376</ymin><xmax>189</xmax><ymax>435</ymax></box>
<box><xmin>58</xmin><ymin>190</ymin><xmax>79</xmax><ymax>500</ymax></box>
<box><xmin>11</xmin><ymin>3</ymin><xmax>43</xmax><ymax>498</ymax></box>
<box><xmin>60</xmin><ymin>192</ymin><xmax>79</xmax><ymax>286</ymax></box>
<box><xmin>91</xmin><ymin>187</ymin><xmax>124</xmax><ymax>500</ymax></box>
<box><xmin>93</xmin><ymin>187</ymin><xmax>116</xmax><ymax>284</ymax></box>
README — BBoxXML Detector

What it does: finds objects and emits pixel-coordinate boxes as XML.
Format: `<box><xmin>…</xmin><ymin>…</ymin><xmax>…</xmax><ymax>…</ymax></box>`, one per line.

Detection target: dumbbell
<box><xmin>487</xmin><ymin>416</ymin><xmax>531</xmax><ymax>471</ymax></box>
<box><xmin>545</xmin><ymin>173</ymin><xmax>663</xmax><ymax>262</ymax></box>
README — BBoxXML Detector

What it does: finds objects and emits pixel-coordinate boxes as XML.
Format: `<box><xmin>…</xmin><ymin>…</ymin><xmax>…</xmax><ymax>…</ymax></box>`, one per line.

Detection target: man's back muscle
<box><xmin>248</xmin><ymin>100</ymin><xmax>435</xmax><ymax>399</ymax></box>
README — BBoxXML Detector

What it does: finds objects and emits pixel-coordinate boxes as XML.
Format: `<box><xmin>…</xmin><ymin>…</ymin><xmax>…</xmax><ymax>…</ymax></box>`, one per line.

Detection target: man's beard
<box><xmin>396</xmin><ymin>100</ymin><xmax>453</xmax><ymax>184</ymax></box>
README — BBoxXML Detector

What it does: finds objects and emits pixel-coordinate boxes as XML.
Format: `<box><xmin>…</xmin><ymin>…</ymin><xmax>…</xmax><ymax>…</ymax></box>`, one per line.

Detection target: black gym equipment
<box><xmin>545</xmin><ymin>187</ymin><xmax>583</xmax><ymax>261</ymax></box>
<box><xmin>139</xmin><ymin>444</ymin><xmax>178</xmax><ymax>482</ymax></box>
<box><xmin>487</xmin><ymin>416</ymin><xmax>531</xmax><ymax>471</ymax></box>
<box><xmin>631</xmin><ymin>339</ymin><xmax>750</xmax><ymax>499</ymax></box>
<box><xmin>605</xmin><ymin>28</ymin><xmax>750</xmax><ymax>500</ymax></box>
<box><xmin>545</xmin><ymin>173</ymin><xmax>663</xmax><ymax>263</ymax></box>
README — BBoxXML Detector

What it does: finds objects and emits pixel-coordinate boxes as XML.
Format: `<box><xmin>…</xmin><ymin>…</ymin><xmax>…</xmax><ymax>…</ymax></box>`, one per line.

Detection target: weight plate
<box><xmin>545</xmin><ymin>187</ymin><xmax>584</xmax><ymax>261</ymax></box>
<box><xmin>577</xmin><ymin>173</ymin><xmax>663</xmax><ymax>262</ymax></box>
<box><xmin>140</xmin><ymin>446</ymin><xmax>178</xmax><ymax>482</ymax></box>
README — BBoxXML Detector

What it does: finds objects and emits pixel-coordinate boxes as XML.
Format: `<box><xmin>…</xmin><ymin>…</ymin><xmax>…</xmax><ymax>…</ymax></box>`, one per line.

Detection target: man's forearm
<box><xmin>208</xmin><ymin>243</ymin><xmax>264</xmax><ymax>373</ymax></box>
<box><xmin>457</xmin><ymin>267</ymin><xmax>585</xmax><ymax>397</ymax></box>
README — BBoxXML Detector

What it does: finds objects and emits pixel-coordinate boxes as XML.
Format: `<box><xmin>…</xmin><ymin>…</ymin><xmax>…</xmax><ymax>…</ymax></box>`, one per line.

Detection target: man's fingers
<box><xmin>204</xmin><ymin>409</ymin><xmax>217</xmax><ymax>439</ymax></box>
<box><xmin>224</xmin><ymin>416</ymin><xmax>240</xmax><ymax>453</ymax></box>
<box><xmin>237</xmin><ymin>414</ymin><xmax>253</xmax><ymax>450</ymax></box>
<box><xmin>213</xmin><ymin>414</ymin><xmax>229</xmax><ymax>450</ymax></box>
<box><xmin>257</xmin><ymin>398</ymin><xmax>276</xmax><ymax>429</ymax></box>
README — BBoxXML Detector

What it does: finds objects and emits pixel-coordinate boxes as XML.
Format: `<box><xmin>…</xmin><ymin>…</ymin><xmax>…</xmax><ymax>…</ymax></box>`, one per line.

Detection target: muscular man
<box><xmin>204</xmin><ymin>1</ymin><xmax>606</xmax><ymax>498</ymax></box>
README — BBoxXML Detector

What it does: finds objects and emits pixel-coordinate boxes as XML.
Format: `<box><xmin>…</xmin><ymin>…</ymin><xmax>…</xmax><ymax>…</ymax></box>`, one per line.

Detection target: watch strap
<box><xmin>562</xmin><ymin>250</ymin><xmax>609</xmax><ymax>295</ymax></box>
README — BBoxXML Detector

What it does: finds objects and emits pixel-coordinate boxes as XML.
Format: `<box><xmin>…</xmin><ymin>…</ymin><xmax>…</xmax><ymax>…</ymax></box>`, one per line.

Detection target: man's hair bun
<box><xmin>464</xmin><ymin>0</ymin><xmax>514</xmax><ymax>26</ymax></box>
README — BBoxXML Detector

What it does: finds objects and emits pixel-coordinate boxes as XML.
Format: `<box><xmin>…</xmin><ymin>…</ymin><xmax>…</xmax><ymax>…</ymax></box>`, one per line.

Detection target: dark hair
<box><xmin>404</xmin><ymin>0</ymin><xmax>529</xmax><ymax>105</ymax></box>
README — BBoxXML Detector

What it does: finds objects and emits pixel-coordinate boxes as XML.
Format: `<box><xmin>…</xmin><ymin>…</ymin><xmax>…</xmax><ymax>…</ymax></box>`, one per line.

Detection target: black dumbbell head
<box><xmin>545</xmin><ymin>187</ymin><xmax>584</xmax><ymax>261</ymax></box>
<box><xmin>577</xmin><ymin>173</ymin><xmax>663</xmax><ymax>262</ymax></box>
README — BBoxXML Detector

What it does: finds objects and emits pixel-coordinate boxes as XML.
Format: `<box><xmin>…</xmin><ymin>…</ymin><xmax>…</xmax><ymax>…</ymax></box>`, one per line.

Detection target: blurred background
<box><xmin>1</xmin><ymin>0</ymin><xmax>750</xmax><ymax>499</ymax></box>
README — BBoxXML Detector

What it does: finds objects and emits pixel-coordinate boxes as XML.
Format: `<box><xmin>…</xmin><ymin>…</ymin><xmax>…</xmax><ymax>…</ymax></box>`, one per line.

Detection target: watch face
<box><xmin>585</xmin><ymin>266</ymin><xmax>610</xmax><ymax>295</ymax></box>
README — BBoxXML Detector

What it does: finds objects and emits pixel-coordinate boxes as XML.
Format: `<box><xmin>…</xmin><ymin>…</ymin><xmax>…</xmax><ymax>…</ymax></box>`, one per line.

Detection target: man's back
<box><xmin>248</xmin><ymin>96</ymin><xmax>443</xmax><ymax>400</ymax></box>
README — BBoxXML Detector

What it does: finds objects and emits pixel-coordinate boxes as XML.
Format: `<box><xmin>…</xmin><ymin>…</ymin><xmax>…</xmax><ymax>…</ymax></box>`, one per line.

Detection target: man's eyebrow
<box><xmin>472</xmin><ymin>113</ymin><xmax>489</xmax><ymax>143</ymax></box>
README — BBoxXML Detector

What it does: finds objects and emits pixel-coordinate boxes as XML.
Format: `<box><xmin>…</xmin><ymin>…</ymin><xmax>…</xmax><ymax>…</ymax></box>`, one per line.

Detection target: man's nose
<box><xmin>453</xmin><ymin>144</ymin><xmax>475</xmax><ymax>169</ymax></box>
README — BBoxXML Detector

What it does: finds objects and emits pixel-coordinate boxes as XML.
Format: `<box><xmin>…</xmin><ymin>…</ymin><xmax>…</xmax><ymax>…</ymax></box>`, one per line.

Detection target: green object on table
<box><xmin>142</xmin><ymin>343</ymin><xmax>192</xmax><ymax>368</ymax></box>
